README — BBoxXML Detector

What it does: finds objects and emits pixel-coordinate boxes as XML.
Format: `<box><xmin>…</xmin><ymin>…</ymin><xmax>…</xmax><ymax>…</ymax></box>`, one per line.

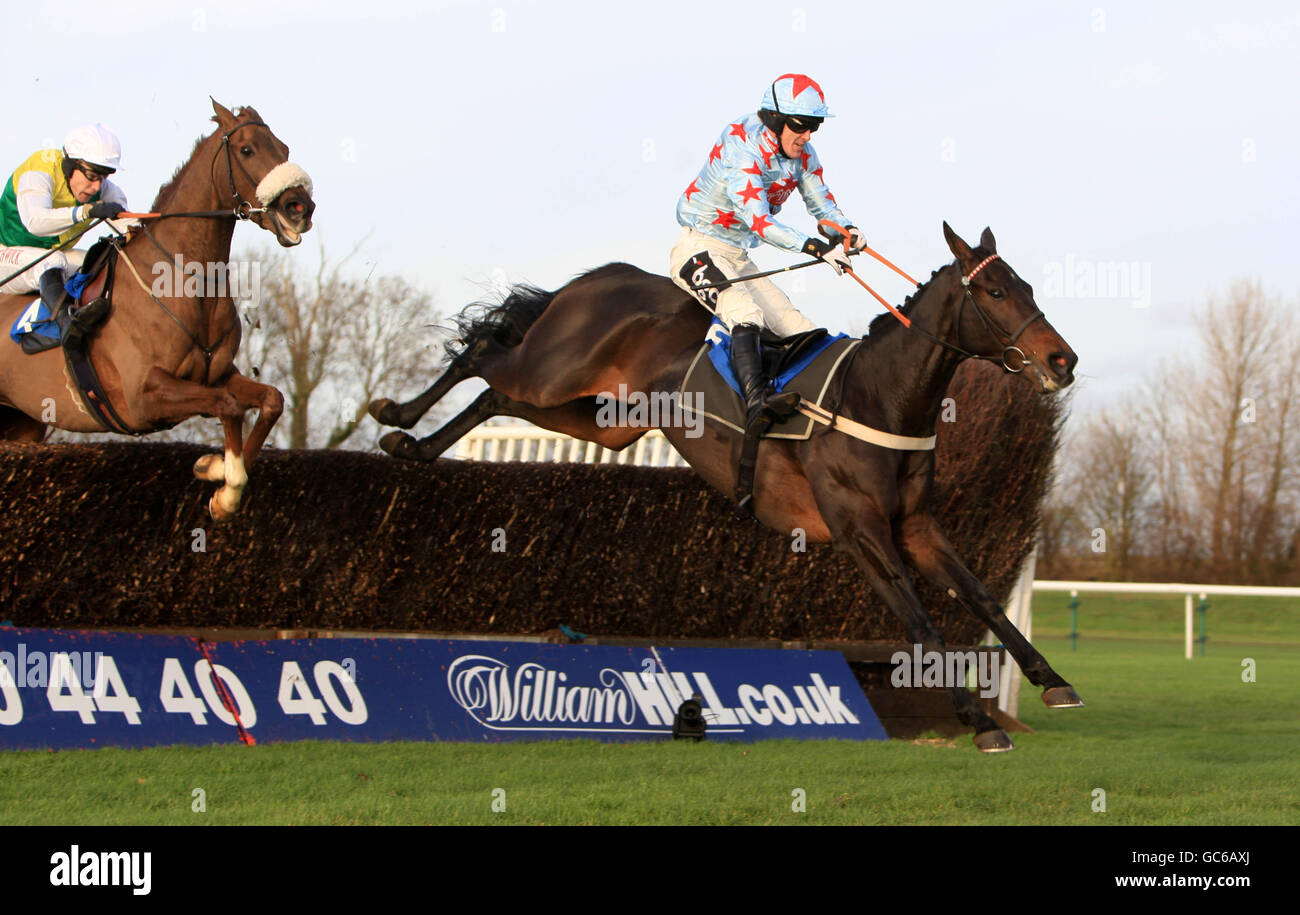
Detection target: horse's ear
<box><xmin>979</xmin><ymin>227</ymin><xmax>997</xmax><ymax>253</ymax></box>
<box><xmin>943</xmin><ymin>221</ymin><xmax>973</xmax><ymax>261</ymax></box>
<box><xmin>210</xmin><ymin>97</ymin><xmax>235</xmax><ymax>124</ymax></box>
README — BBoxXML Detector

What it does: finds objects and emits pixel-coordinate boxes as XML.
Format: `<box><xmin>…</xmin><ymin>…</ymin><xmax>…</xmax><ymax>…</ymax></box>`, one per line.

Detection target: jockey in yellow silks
<box><xmin>0</xmin><ymin>123</ymin><xmax>129</xmax><ymax>348</ymax></box>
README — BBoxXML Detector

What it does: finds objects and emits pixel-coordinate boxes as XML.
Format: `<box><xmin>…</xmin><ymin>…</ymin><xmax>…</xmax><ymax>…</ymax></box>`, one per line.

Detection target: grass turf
<box><xmin>2</xmin><ymin>637</ymin><xmax>1296</xmax><ymax>825</ymax></box>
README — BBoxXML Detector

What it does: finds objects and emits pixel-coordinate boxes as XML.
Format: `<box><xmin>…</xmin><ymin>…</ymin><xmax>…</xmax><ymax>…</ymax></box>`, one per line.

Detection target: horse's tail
<box><xmin>443</xmin><ymin>283</ymin><xmax>557</xmax><ymax>363</ymax></box>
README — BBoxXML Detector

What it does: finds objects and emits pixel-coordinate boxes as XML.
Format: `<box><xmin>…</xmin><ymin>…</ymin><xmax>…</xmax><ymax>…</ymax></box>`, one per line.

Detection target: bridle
<box><xmin>952</xmin><ymin>253</ymin><xmax>1045</xmax><ymax>374</ymax></box>
<box><xmin>814</xmin><ymin>220</ymin><xmax>1043</xmax><ymax>375</ymax></box>
<box><xmin>113</xmin><ymin>117</ymin><xmax>290</xmax><ymax>378</ymax></box>
<box><xmin>213</xmin><ymin>118</ymin><xmax>272</xmax><ymax>220</ymax></box>
<box><xmin>824</xmin><ymin>241</ymin><xmax>1047</xmax><ymax>437</ymax></box>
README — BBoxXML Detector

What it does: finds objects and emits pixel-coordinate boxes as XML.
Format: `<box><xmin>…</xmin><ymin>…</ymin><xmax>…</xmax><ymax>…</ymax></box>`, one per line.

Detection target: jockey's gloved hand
<box><xmin>88</xmin><ymin>201</ymin><xmax>125</xmax><ymax>220</ymax></box>
<box><xmin>846</xmin><ymin>226</ymin><xmax>868</xmax><ymax>253</ymax></box>
<box><xmin>803</xmin><ymin>236</ymin><xmax>853</xmax><ymax>276</ymax></box>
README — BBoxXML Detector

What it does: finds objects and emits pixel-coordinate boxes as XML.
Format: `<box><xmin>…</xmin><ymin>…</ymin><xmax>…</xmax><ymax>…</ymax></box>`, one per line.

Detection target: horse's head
<box><xmin>210</xmin><ymin>99</ymin><xmax>315</xmax><ymax>247</ymax></box>
<box><xmin>942</xmin><ymin>222</ymin><xmax>1076</xmax><ymax>392</ymax></box>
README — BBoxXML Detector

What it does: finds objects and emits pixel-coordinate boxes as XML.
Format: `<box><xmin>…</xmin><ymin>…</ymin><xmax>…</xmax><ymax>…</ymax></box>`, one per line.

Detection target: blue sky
<box><xmin>8</xmin><ymin>0</ymin><xmax>1298</xmax><ymax>420</ymax></box>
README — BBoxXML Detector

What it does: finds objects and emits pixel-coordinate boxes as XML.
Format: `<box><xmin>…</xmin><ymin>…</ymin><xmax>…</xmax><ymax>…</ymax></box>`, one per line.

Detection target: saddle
<box><xmin>10</xmin><ymin>238</ymin><xmax>116</xmax><ymax>354</ymax></box>
<box><xmin>7</xmin><ymin>239</ymin><xmax>132</xmax><ymax>433</ymax></box>
<box><xmin>679</xmin><ymin>320</ymin><xmax>860</xmax><ymax>441</ymax></box>
<box><xmin>679</xmin><ymin>321</ymin><xmax>861</xmax><ymax>512</ymax></box>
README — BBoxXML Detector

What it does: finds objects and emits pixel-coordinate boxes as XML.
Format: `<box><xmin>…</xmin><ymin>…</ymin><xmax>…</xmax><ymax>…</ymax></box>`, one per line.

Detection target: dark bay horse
<box><xmin>0</xmin><ymin>100</ymin><xmax>314</xmax><ymax>519</ymax></box>
<box><xmin>370</xmin><ymin>223</ymin><xmax>1081</xmax><ymax>751</ymax></box>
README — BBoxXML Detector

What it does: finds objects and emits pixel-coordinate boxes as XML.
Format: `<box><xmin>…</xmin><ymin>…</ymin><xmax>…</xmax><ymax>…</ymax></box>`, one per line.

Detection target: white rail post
<box><xmin>998</xmin><ymin>546</ymin><xmax>1037</xmax><ymax>718</ymax></box>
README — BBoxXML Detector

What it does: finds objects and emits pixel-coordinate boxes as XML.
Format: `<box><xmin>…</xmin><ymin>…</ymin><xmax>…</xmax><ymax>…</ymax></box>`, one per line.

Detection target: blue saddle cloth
<box><xmin>704</xmin><ymin>318</ymin><xmax>848</xmax><ymax>395</ymax></box>
<box><xmin>8</xmin><ymin>274</ymin><xmax>91</xmax><ymax>348</ymax></box>
<box><xmin>9</xmin><ymin>297</ymin><xmax>59</xmax><ymax>346</ymax></box>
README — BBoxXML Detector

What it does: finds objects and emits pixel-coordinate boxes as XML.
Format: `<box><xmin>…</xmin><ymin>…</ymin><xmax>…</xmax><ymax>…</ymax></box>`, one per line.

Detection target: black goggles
<box><xmin>785</xmin><ymin>116</ymin><xmax>822</xmax><ymax>134</ymax></box>
<box><xmin>76</xmin><ymin>162</ymin><xmax>114</xmax><ymax>181</ymax></box>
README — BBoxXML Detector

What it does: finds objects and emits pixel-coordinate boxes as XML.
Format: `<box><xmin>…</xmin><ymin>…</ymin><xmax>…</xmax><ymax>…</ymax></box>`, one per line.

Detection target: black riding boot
<box><xmin>729</xmin><ymin>323</ymin><xmax>799</xmax><ymax>433</ymax></box>
<box><xmin>43</xmin><ymin>268</ymin><xmax>107</xmax><ymax>352</ymax></box>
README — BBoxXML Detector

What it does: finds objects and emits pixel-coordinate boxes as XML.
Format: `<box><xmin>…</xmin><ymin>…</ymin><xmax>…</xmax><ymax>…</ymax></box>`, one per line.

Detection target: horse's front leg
<box><xmin>809</xmin><ymin>477</ymin><xmax>1013</xmax><ymax>750</ymax></box>
<box><xmin>140</xmin><ymin>367</ymin><xmax>250</xmax><ymax>521</ymax></box>
<box><xmin>201</xmin><ymin>414</ymin><xmax>249</xmax><ymax>521</ymax></box>
<box><xmin>898</xmin><ymin>512</ymin><xmax>1083</xmax><ymax>708</ymax></box>
<box><xmin>223</xmin><ymin>370</ymin><xmax>283</xmax><ymax>466</ymax></box>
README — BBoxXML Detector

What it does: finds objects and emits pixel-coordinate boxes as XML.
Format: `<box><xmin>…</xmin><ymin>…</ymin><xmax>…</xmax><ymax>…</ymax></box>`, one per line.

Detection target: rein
<box><xmin>0</xmin><ymin>218</ymin><xmax>105</xmax><ymax>288</ymax></box>
<box><xmin>813</xmin><ymin>221</ymin><xmax>1044</xmax><ymax>449</ymax></box>
<box><xmin>109</xmin><ymin>118</ymin><xmax>275</xmax><ymax>378</ymax></box>
<box><xmin>0</xmin><ymin>121</ymin><xmax>274</xmax><ymax>289</ymax></box>
<box><xmin>107</xmin><ymin>117</ymin><xmax>284</xmax><ymax>378</ymax></box>
<box><xmin>816</xmin><ymin>220</ymin><xmax>1041</xmax><ymax>374</ymax></box>
<box><xmin>111</xmin><ymin>226</ymin><xmax>239</xmax><ymax>377</ymax></box>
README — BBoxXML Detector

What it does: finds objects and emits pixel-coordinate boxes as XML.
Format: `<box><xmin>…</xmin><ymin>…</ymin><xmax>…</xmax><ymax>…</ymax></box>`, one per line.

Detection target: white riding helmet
<box><xmin>63</xmin><ymin>123</ymin><xmax>122</xmax><ymax>172</ymax></box>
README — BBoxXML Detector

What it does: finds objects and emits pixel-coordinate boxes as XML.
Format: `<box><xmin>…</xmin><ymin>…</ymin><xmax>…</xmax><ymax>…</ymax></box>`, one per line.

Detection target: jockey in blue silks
<box><xmin>670</xmin><ymin>74</ymin><xmax>867</xmax><ymax>434</ymax></box>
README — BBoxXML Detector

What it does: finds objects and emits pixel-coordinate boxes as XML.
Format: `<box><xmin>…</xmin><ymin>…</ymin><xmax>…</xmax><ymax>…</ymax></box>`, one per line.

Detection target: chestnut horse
<box><xmin>0</xmin><ymin>100</ymin><xmax>314</xmax><ymax>519</ymax></box>
<box><xmin>370</xmin><ymin>223</ymin><xmax>1081</xmax><ymax>751</ymax></box>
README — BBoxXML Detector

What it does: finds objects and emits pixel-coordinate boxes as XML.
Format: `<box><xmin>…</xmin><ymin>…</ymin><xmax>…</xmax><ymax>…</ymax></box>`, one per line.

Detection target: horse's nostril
<box><xmin>1050</xmin><ymin>352</ymin><xmax>1073</xmax><ymax>377</ymax></box>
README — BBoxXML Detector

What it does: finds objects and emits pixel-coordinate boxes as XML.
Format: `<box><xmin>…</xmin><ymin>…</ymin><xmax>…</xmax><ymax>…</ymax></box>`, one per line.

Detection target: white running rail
<box><xmin>455</xmin><ymin>424</ymin><xmax>687</xmax><ymax>467</ymax></box>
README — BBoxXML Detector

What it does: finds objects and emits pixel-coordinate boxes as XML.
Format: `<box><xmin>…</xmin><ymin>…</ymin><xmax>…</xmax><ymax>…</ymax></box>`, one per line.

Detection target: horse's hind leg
<box><xmin>898</xmin><ymin>512</ymin><xmax>1082</xmax><ymax>708</ymax></box>
<box><xmin>379</xmin><ymin>388</ymin><xmax>500</xmax><ymax>461</ymax></box>
<box><xmin>369</xmin><ymin>337</ymin><xmax>495</xmax><ymax>430</ymax></box>
<box><xmin>380</xmin><ymin>390</ymin><xmax>645</xmax><ymax>462</ymax></box>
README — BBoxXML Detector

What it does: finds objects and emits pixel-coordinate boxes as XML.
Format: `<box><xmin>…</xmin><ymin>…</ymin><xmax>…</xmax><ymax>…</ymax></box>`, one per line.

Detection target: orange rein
<box><xmin>817</xmin><ymin>219</ymin><xmax>919</xmax><ymax>329</ymax></box>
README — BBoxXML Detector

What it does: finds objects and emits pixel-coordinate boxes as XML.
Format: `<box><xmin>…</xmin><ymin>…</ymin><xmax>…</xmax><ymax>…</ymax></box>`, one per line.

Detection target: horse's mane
<box><xmin>864</xmin><ymin>264</ymin><xmax>951</xmax><ymax>339</ymax></box>
<box><xmin>148</xmin><ymin>106</ymin><xmax>258</xmax><ymax>211</ymax></box>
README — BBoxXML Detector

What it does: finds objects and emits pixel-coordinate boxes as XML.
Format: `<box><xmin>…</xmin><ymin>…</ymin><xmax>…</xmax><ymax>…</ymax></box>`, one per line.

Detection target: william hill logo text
<box><xmin>446</xmin><ymin>654</ymin><xmax>859</xmax><ymax>734</ymax></box>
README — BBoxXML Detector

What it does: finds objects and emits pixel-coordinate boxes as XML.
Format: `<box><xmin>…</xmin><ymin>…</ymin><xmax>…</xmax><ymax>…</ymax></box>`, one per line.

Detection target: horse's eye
<box><xmin>240</xmin><ymin>146</ymin><xmax>254</xmax><ymax>157</ymax></box>
<box><xmin>988</xmin><ymin>288</ymin><xmax>1005</xmax><ymax>299</ymax></box>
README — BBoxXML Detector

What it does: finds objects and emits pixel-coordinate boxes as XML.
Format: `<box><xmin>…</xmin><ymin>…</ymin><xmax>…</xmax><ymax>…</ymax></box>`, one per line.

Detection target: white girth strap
<box><xmin>255</xmin><ymin>162</ymin><xmax>313</xmax><ymax>206</ymax></box>
<box><xmin>796</xmin><ymin>400</ymin><xmax>937</xmax><ymax>451</ymax></box>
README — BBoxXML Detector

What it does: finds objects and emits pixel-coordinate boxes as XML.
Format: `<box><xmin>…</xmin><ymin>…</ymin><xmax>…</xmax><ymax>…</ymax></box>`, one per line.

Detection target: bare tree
<box><xmin>1132</xmin><ymin>365</ymin><xmax>1199</xmax><ymax>579</ymax></box>
<box><xmin>1065</xmin><ymin>405</ymin><xmax>1154</xmax><ymax>580</ymax></box>
<box><xmin>1173</xmin><ymin>280</ymin><xmax>1292</xmax><ymax>579</ymax></box>
<box><xmin>243</xmin><ymin>241</ymin><xmax>444</xmax><ymax>450</ymax></box>
<box><xmin>1051</xmin><ymin>279</ymin><xmax>1300</xmax><ymax>583</ymax></box>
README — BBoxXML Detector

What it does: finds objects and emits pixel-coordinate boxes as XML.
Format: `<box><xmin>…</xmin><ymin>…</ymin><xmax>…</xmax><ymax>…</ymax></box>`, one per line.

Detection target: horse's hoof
<box><xmin>1042</xmin><ymin>686</ymin><xmax>1085</xmax><ymax>708</ymax></box>
<box><xmin>368</xmin><ymin>398</ymin><xmax>407</xmax><ymax>428</ymax></box>
<box><xmin>193</xmin><ymin>453</ymin><xmax>225</xmax><ymax>481</ymax></box>
<box><xmin>973</xmin><ymin>729</ymin><xmax>1015</xmax><ymax>753</ymax></box>
<box><xmin>379</xmin><ymin>430</ymin><xmax>418</xmax><ymax>459</ymax></box>
<box><xmin>208</xmin><ymin>492</ymin><xmax>237</xmax><ymax>523</ymax></box>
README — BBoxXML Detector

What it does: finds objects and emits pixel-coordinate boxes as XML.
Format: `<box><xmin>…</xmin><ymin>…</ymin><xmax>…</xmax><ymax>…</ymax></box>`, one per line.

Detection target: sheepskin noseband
<box><xmin>256</xmin><ymin>162</ymin><xmax>313</xmax><ymax>206</ymax></box>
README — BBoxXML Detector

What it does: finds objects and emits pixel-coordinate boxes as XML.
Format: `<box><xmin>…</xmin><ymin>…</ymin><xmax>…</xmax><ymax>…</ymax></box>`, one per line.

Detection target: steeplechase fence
<box><xmin>454</xmin><ymin>424</ymin><xmax>686</xmax><ymax>467</ymax></box>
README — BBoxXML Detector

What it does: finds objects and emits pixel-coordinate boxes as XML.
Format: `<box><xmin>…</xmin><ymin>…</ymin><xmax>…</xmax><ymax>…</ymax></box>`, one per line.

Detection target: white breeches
<box><xmin>0</xmin><ymin>246</ymin><xmax>85</xmax><ymax>294</ymax></box>
<box><xmin>669</xmin><ymin>228</ymin><xmax>817</xmax><ymax>335</ymax></box>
